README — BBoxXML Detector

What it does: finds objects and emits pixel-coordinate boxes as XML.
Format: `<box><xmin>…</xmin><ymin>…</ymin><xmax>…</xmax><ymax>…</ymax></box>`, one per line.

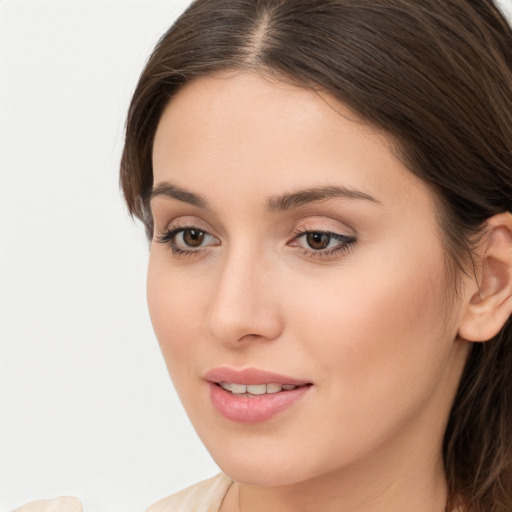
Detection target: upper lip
<box><xmin>204</xmin><ymin>367</ymin><xmax>311</xmax><ymax>386</ymax></box>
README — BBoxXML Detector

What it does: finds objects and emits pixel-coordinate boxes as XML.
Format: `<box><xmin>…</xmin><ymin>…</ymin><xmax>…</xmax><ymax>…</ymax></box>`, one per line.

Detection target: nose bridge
<box><xmin>205</xmin><ymin>242</ymin><xmax>281</xmax><ymax>346</ymax></box>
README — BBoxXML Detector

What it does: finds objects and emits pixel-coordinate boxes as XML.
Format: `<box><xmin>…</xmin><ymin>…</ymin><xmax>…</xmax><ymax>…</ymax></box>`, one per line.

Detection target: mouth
<box><xmin>215</xmin><ymin>382</ymin><xmax>310</xmax><ymax>396</ymax></box>
<box><xmin>204</xmin><ymin>368</ymin><xmax>313</xmax><ymax>423</ymax></box>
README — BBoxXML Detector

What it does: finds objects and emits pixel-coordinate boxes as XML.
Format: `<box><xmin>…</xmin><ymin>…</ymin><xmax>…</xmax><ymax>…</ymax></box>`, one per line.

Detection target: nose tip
<box><xmin>205</xmin><ymin>258</ymin><xmax>283</xmax><ymax>347</ymax></box>
<box><xmin>206</xmin><ymin>300</ymin><xmax>281</xmax><ymax>346</ymax></box>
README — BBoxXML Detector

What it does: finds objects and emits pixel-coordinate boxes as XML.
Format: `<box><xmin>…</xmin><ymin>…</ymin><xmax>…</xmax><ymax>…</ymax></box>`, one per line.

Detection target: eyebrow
<box><xmin>150</xmin><ymin>182</ymin><xmax>209</xmax><ymax>209</ymax></box>
<box><xmin>150</xmin><ymin>182</ymin><xmax>379</xmax><ymax>211</ymax></box>
<box><xmin>266</xmin><ymin>185</ymin><xmax>379</xmax><ymax>211</ymax></box>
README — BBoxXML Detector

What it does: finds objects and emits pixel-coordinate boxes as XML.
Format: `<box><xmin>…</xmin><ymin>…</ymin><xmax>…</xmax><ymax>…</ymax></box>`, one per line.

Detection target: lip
<box><xmin>204</xmin><ymin>367</ymin><xmax>310</xmax><ymax>386</ymax></box>
<box><xmin>204</xmin><ymin>367</ymin><xmax>312</xmax><ymax>424</ymax></box>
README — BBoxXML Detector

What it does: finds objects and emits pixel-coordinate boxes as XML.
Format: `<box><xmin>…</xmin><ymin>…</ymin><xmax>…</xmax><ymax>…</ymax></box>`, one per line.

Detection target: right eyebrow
<box><xmin>150</xmin><ymin>182</ymin><xmax>209</xmax><ymax>209</ymax></box>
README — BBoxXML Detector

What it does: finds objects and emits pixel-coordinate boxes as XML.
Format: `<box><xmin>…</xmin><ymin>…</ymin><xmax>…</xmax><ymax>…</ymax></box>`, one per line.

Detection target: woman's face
<box><xmin>148</xmin><ymin>72</ymin><xmax>470</xmax><ymax>487</ymax></box>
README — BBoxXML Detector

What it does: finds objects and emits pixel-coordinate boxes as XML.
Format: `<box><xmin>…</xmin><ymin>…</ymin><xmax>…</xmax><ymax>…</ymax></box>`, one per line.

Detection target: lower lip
<box><xmin>209</xmin><ymin>383</ymin><xmax>311</xmax><ymax>424</ymax></box>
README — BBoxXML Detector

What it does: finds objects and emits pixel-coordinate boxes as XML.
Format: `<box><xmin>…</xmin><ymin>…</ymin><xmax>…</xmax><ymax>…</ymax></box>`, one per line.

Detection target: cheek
<box><xmin>146</xmin><ymin>253</ymin><xmax>207</xmax><ymax>377</ymax></box>
<box><xmin>289</xmin><ymin>244</ymin><xmax>453</xmax><ymax>405</ymax></box>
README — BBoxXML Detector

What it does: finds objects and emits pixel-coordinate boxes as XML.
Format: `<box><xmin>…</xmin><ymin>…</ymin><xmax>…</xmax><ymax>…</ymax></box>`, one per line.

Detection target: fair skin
<box><xmin>147</xmin><ymin>72</ymin><xmax>510</xmax><ymax>512</ymax></box>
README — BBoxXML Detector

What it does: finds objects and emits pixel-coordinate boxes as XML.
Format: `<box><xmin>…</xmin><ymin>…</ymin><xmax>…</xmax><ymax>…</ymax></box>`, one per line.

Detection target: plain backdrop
<box><xmin>0</xmin><ymin>1</ymin><xmax>218</xmax><ymax>512</ymax></box>
<box><xmin>1</xmin><ymin>1</ymin><xmax>511</xmax><ymax>511</ymax></box>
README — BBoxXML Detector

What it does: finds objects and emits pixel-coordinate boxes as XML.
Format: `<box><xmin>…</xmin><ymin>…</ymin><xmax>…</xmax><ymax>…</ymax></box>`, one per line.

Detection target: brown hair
<box><xmin>120</xmin><ymin>1</ymin><xmax>512</xmax><ymax>510</ymax></box>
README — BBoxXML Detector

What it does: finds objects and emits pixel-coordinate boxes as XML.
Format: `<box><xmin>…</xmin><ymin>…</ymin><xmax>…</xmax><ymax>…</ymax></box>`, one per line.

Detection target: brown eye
<box><xmin>290</xmin><ymin>230</ymin><xmax>356</xmax><ymax>258</ymax></box>
<box><xmin>306</xmin><ymin>232</ymin><xmax>332</xmax><ymax>250</ymax></box>
<box><xmin>155</xmin><ymin>225</ymin><xmax>219</xmax><ymax>254</ymax></box>
<box><xmin>182</xmin><ymin>229</ymin><xmax>205</xmax><ymax>247</ymax></box>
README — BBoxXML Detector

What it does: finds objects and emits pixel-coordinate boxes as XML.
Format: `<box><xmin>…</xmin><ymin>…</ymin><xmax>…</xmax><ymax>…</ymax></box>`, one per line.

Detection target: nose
<box><xmin>205</xmin><ymin>249</ymin><xmax>283</xmax><ymax>347</ymax></box>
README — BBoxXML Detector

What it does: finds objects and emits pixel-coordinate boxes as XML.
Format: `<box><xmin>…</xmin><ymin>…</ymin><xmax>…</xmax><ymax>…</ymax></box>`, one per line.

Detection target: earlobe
<box><xmin>458</xmin><ymin>213</ymin><xmax>512</xmax><ymax>343</ymax></box>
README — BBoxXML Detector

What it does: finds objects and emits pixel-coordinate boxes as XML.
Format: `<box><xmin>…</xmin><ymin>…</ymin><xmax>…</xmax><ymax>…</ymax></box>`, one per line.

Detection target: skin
<box><xmin>148</xmin><ymin>72</ymin><xmax>473</xmax><ymax>512</ymax></box>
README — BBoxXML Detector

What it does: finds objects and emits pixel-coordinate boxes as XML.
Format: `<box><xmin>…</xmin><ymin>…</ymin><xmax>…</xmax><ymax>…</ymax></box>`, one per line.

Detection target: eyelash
<box><xmin>155</xmin><ymin>225</ymin><xmax>215</xmax><ymax>258</ymax></box>
<box><xmin>155</xmin><ymin>225</ymin><xmax>357</xmax><ymax>260</ymax></box>
<box><xmin>291</xmin><ymin>226</ymin><xmax>357</xmax><ymax>259</ymax></box>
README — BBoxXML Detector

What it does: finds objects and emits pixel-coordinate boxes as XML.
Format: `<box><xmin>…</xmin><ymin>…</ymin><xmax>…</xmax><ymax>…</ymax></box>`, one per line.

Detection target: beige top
<box><xmin>147</xmin><ymin>474</ymin><xmax>233</xmax><ymax>512</ymax></box>
<box><xmin>12</xmin><ymin>497</ymin><xmax>83</xmax><ymax>512</ymax></box>
<box><xmin>11</xmin><ymin>474</ymin><xmax>232</xmax><ymax>512</ymax></box>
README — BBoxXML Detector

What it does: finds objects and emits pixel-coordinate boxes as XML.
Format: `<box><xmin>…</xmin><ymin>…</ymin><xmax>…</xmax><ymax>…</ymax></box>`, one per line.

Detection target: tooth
<box><xmin>231</xmin><ymin>383</ymin><xmax>247</xmax><ymax>394</ymax></box>
<box><xmin>282</xmin><ymin>384</ymin><xmax>297</xmax><ymax>391</ymax></box>
<box><xmin>266</xmin><ymin>383</ymin><xmax>282</xmax><ymax>394</ymax></box>
<box><xmin>220</xmin><ymin>382</ymin><xmax>232</xmax><ymax>391</ymax></box>
<box><xmin>247</xmin><ymin>384</ymin><xmax>267</xmax><ymax>395</ymax></box>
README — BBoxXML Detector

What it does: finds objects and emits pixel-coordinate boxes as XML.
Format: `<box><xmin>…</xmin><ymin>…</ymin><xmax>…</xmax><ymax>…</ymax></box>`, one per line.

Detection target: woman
<box><xmin>117</xmin><ymin>0</ymin><xmax>512</xmax><ymax>511</ymax></box>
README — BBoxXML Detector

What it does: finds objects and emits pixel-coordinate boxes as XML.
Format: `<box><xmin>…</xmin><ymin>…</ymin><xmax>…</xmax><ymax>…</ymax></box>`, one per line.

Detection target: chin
<box><xmin>217</xmin><ymin>459</ymin><xmax>314</xmax><ymax>487</ymax></box>
<box><xmin>200</xmin><ymin>433</ymin><xmax>330</xmax><ymax>487</ymax></box>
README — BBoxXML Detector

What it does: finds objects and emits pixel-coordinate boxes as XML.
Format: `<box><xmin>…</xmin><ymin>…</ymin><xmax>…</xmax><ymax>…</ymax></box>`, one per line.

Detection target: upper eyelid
<box><xmin>291</xmin><ymin>219</ymin><xmax>355</xmax><ymax>238</ymax></box>
<box><xmin>156</xmin><ymin>216</ymin><xmax>216</xmax><ymax>234</ymax></box>
<box><xmin>157</xmin><ymin>225</ymin><xmax>216</xmax><ymax>240</ymax></box>
<box><xmin>161</xmin><ymin>226</ymin><xmax>352</xmax><ymax>245</ymax></box>
<box><xmin>156</xmin><ymin>213</ymin><xmax>356</xmax><ymax>240</ymax></box>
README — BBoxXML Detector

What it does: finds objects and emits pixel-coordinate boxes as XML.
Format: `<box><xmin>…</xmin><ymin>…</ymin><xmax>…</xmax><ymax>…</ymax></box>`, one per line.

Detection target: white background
<box><xmin>0</xmin><ymin>1</ymin><xmax>218</xmax><ymax>511</ymax></box>
<box><xmin>1</xmin><ymin>1</ymin><xmax>511</xmax><ymax>511</ymax></box>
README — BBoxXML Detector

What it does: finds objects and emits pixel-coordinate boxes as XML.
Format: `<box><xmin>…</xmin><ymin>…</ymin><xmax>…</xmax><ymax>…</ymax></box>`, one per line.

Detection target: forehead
<box><xmin>154</xmin><ymin>71</ymin><xmax>380</xmax><ymax>152</ymax></box>
<box><xmin>152</xmin><ymin>71</ymin><xmax>431</xmax><ymax>215</ymax></box>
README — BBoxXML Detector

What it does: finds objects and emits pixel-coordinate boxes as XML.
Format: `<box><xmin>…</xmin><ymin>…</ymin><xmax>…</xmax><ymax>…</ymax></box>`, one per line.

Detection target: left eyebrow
<box><xmin>266</xmin><ymin>185</ymin><xmax>380</xmax><ymax>212</ymax></box>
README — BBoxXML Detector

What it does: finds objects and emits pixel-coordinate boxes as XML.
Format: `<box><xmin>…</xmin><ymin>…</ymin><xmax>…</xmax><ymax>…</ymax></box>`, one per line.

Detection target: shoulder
<box><xmin>13</xmin><ymin>497</ymin><xmax>82</xmax><ymax>512</ymax></box>
<box><xmin>147</xmin><ymin>473</ymin><xmax>233</xmax><ymax>512</ymax></box>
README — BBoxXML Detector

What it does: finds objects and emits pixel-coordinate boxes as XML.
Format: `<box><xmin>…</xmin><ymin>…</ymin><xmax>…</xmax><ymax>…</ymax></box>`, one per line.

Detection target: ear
<box><xmin>458</xmin><ymin>212</ymin><xmax>512</xmax><ymax>342</ymax></box>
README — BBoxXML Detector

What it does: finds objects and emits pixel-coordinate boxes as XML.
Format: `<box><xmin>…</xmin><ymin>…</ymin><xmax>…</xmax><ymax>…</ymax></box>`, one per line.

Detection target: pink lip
<box><xmin>204</xmin><ymin>367</ymin><xmax>312</xmax><ymax>424</ymax></box>
<box><xmin>204</xmin><ymin>367</ymin><xmax>310</xmax><ymax>386</ymax></box>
